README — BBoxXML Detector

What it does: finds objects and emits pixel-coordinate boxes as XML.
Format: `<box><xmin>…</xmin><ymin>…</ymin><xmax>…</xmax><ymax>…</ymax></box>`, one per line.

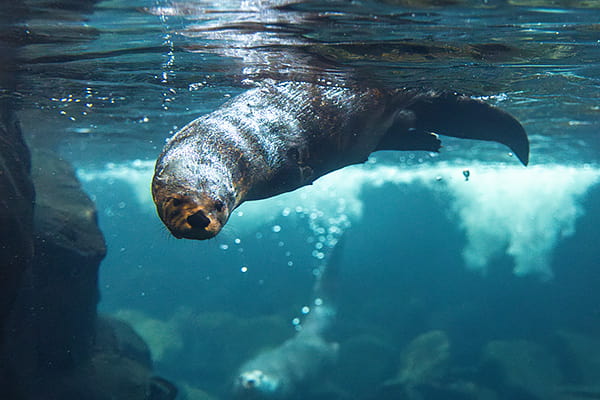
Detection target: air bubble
<box><xmin>240</xmin><ymin>266</ymin><xmax>248</xmax><ymax>273</ymax></box>
<box><xmin>272</xmin><ymin>225</ymin><xmax>281</xmax><ymax>233</ymax></box>
<box><xmin>301</xmin><ymin>306</ymin><xmax>310</xmax><ymax>314</ymax></box>
<box><xmin>220</xmin><ymin>244</ymin><xmax>229</xmax><ymax>250</ymax></box>
<box><xmin>292</xmin><ymin>318</ymin><xmax>300</xmax><ymax>325</ymax></box>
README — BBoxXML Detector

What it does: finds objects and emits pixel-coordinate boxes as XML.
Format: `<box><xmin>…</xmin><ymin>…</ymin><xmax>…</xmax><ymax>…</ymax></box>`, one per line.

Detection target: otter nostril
<box><xmin>187</xmin><ymin>210</ymin><xmax>210</xmax><ymax>229</ymax></box>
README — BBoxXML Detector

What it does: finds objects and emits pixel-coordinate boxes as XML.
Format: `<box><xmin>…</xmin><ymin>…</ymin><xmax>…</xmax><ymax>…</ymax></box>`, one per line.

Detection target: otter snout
<box><xmin>154</xmin><ymin>194</ymin><xmax>228</xmax><ymax>240</ymax></box>
<box><xmin>187</xmin><ymin>210</ymin><xmax>211</xmax><ymax>229</ymax></box>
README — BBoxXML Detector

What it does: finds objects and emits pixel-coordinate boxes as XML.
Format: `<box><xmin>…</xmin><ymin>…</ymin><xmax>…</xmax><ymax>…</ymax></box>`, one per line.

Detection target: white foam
<box><xmin>78</xmin><ymin>159</ymin><xmax>156</xmax><ymax>209</ymax></box>
<box><xmin>77</xmin><ymin>160</ymin><xmax>600</xmax><ymax>278</ymax></box>
<box><xmin>438</xmin><ymin>165</ymin><xmax>599</xmax><ymax>279</ymax></box>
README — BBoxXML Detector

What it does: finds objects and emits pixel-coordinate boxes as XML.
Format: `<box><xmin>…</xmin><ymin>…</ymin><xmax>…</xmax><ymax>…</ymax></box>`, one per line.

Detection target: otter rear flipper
<box><xmin>380</xmin><ymin>91</ymin><xmax>529</xmax><ymax>165</ymax></box>
<box><xmin>377</xmin><ymin>128</ymin><xmax>442</xmax><ymax>153</ymax></box>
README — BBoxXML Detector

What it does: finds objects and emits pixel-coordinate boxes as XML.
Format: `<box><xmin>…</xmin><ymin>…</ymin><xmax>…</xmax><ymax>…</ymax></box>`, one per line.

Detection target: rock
<box><xmin>393</xmin><ymin>329</ymin><xmax>451</xmax><ymax>387</ymax></box>
<box><xmin>113</xmin><ymin>309</ymin><xmax>184</xmax><ymax>363</ymax></box>
<box><xmin>0</xmin><ymin>36</ymin><xmax>35</xmax><ymax>343</ymax></box>
<box><xmin>30</xmin><ymin>148</ymin><xmax>107</xmax><ymax>369</ymax></box>
<box><xmin>179</xmin><ymin>382</ymin><xmax>219</xmax><ymax>400</ymax></box>
<box><xmin>375</xmin><ymin>330</ymin><xmax>453</xmax><ymax>400</ymax></box>
<box><xmin>95</xmin><ymin>315</ymin><xmax>153</xmax><ymax>368</ymax></box>
<box><xmin>0</xmin><ymin>103</ymin><xmax>34</xmax><ymax>334</ymax></box>
<box><xmin>32</xmin><ymin>316</ymin><xmax>177</xmax><ymax>400</ymax></box>
<box><xmin>555</xmin><ymin>330</ymin><xmax>600</xmax><ymax>389</ymax></box>
<box><xmin>0</xmin><ymin>109</ymin><xmax>35</xmax><ymax>399</ymax></box>
<box><xmin>0</xmin><ymin>11</ymin><xmax>35</xmax><ymax>396</ymax></box>
<box><xmin>334</xmin><ymin>334</ymin><xmax>397</xmax><ymax>397</ymax></box>
<box><xmin>482</xmin><ymin>339</ymin><xmax>563</xmax><ymax>399</ymax></box>
<box><xmin>2</xmin><ymin>149</ymin><xmax>108</xmax><ymax>398</ymax></box>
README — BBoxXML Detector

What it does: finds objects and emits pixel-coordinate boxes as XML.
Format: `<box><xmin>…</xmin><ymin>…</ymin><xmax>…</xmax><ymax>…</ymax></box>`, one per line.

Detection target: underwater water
<box><xmin>3</xmin><ymin>0</ymin><xmax>600</xmax><ymax>399</ymax></box>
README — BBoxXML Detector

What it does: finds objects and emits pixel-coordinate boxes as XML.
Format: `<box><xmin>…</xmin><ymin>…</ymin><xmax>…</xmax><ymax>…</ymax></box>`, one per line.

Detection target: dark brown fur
<box><xmin>152</xmin><ymin>82</ymin><xmax>528</xmax><ymax>240</ymax></box>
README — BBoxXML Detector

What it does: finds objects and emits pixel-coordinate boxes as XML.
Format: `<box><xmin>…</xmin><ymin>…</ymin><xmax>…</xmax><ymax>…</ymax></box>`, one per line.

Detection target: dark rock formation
<box><xmin>0</xmin><ymin>4</ymin><xmax>36</xmax><ymax>396</ymax></box>
<box><xmin>1</xmin><ymin>2</ymin><xmax>177</xmax><ymax>400</ymax></box>
<box><xmin>3</xmin><ymin>148</ymin><xmax>177</xmax><ymax>400</ymax></box>
<box><xmin>31</xmin><ymin>148</ymin><xmax>107</xmax><ymax>369</ymax></box>
<box><xmin>0</xmin><ymin>1</ymin><xmax>35</xmax><ymax>343</ymax></box>
<box><xmin>1</xmin><ymin>148</ymin><xmax>107</xmax><ymax>398</ymax></box>
<box><xmin>30</xmin><ymin>315</ymin><xmax>177</xmax><ymax>400</ymax></box>
<box><xmin>0</xmin><ymin>82</ymin><xmax>35</xmax><ymax>341</ymax></box>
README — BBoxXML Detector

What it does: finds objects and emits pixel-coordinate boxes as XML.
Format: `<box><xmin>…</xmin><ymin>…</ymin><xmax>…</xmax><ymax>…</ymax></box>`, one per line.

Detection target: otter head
<box><xmin>152</xmin><ymin>144</ymin><xmax>236</xmax><ymax>240</ymax></box>
<box><xmin>234</xmin><ymin>369</ymin><xmax>281</xmax><ymax>398</ymax></box>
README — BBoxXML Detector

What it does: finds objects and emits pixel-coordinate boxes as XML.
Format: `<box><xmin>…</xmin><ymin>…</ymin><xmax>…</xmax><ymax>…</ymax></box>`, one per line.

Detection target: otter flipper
<box><xmin>380</xmin><ymin>91</ymin><xmax>529</xmax><ymax>165</ymax></box>
<box><xmin>377</xmin><ymin>128</ymin><xmax>442</xmax><ymax>153</ymax></box>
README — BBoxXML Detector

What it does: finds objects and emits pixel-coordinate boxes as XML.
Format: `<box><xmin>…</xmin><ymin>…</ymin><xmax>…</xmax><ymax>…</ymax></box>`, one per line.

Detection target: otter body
<box><xmin>152</xmin><ymin>82</ymin><xmax>528</xmax><ymax>240</ymax></box>
<box><xmin>233</xmin><ymin>304</ymin><xmax>338</xmax><ymax>399</ymax></box>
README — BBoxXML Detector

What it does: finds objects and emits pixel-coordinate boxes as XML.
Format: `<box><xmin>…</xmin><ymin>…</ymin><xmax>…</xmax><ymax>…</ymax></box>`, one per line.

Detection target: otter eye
<box><xmin>214</xmin><ymin>201</ymin><xmax>224</xmax><ymax>212</ymax></box>
<box><xmin>171</xmin><ymin>198</ymin><xmax>183</xmax><ymax>207</ymax></box>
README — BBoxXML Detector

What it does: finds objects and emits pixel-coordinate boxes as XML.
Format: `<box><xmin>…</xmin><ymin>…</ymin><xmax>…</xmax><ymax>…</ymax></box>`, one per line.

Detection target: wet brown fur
<box><xmin>153</xmin><ymin>82</ymin><xmax>528</xmax><ymax>240</ymax></box>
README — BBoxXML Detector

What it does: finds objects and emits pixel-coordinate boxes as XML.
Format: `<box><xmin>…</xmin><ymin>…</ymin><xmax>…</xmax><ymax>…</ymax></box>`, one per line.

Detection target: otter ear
<box><xmin>406</xmin><ymin>91</ymin><xmax>529</xmax><ymax>165</ymax></box>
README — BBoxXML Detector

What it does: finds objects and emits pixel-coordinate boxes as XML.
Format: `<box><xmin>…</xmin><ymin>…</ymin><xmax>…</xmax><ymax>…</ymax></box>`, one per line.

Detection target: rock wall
<box><xmin>0</xmin><ymin>2</ymin><xmax>177</xmax><ymax>399</ymax></box>
<box><xmin>31</xmin><ymin>149</ymin><xmax>107</xmax><ymax>370</ymax></box>
<box><xmin>0</xmin><ymin>3</ymin><xmax>36</xmax><ymax>396</ymax></box>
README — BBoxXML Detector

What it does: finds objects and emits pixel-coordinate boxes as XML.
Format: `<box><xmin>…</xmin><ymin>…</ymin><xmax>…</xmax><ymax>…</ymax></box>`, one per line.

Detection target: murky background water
<box><xmin>8</xmin><ymin>0</ymin><xmax>600</xmax><ymax>399</ymax></box>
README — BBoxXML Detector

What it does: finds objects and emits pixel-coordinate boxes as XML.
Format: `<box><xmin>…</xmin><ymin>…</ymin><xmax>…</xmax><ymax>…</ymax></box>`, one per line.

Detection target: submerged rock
<box><xmin>3</xmin><ymin>149</ymin><xmax>177</xmax><ymax>400</ymax></box>
<box><xmin>0</xmin><ymin>27</ymin><xmax>35</xmax><ymax>346</ymax></box>
<box><xmin>0</xmin><ymin>97</ymin><xmax>35</xmax><ymax>400</ymax></box>
<box><xmin>393</xmin><ymin>329</ymin><xmax>451</xmax><ymax>387</ymax></box>
<box><xmin>482</xmin><ymin>338</ymin><xmax>563</xmax><ymax>399</ymax></box>
<box><xmin>0</xmin><ymin>104</ymin><xmax>34</xmax><ymax>333</ymax></box>
<box><xmin>94</xmin><ymin>315</ymin><xmax>153</xmax><ymax>368</ymax></box>
<box><xmin>179</xmin><ymin>382</ymin><xmax>220</xmax><ymax>400</ymax></box>
<box><xmin>334</xmin><ymin>333</ymin><xmax>397</xmax><ymax>397</ymax></box>
<box><xmin>114</xmin><ymin>309</ymin><xmax>184</xmax><ymax>363</ymax></box>
<box><xmin>554</xmin><ymin>330</ymin><xmax>600</xmax><ymax>397</ymax></box>
<box><xmin>30</xmin><ymin>148</ymin><xmax>107</xmax><ymax>369</ymax></box>
<box><xmin>2</xmin><ymin>148</ymin><xmax>107</xmax><ymax>398</ymax></box>
<box><xmin>32</xmin><ymin>315</ymin><xmax>177</xmax><ymax>400</ymax></box>
<box><xmin>375</xmin><ymin>330</ymin><xmax>472</xmax><ymax>400</ymax></box>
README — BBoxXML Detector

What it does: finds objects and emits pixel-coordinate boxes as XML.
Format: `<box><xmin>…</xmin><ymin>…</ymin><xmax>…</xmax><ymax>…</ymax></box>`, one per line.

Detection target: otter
<box><xmin>233</xmin><ymin>304</ymin><xmax>338</xmax><ymax>399</ymax></box>
<box><xmin>152</xmin><ymin>81</ymin><xmax>528</xmax><ymax>240</ymax></box>
<box><xmin>232</xmin><ymin>237</ymin><xmax>344</xmax><ymax>399</ymax></box>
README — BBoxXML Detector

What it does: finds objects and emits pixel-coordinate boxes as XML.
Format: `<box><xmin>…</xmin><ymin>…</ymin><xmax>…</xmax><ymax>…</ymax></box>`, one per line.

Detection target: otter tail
<box><xmin>377</xmin><ymin>90</ymin><xmax>529</xmax><ymax>166</ymax></box>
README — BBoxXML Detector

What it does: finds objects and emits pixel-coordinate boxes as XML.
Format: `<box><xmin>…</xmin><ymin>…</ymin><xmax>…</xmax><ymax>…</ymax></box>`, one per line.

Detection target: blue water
<box><xmin>15</xmin><ymin>0</ymin><xmax>600</xmax><ymax>399</ymax></box>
